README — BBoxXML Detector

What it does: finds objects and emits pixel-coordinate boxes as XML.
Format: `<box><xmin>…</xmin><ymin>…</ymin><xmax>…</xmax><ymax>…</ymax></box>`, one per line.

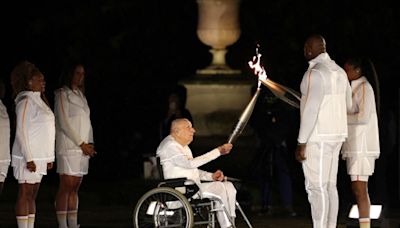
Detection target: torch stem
<box><xmin>260</xmin><ymin>78</ymin><xmax>301</xmax><ymax>109</ymax></box>
<box><xmin>227</xmin><ymin>88</ymin><xmax>261</xmax><ymax>144</ymax></box>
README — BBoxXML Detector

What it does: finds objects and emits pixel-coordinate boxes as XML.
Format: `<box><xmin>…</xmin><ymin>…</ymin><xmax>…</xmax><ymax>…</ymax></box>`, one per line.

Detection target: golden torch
<box><xmin>227</xmin><ymin>46</ymin><xmax>301</xmax><ymax>144</ymax></box>
<box><xmin>227</xmin><ymin>87</ymin><xmax>261</xmax><ymax>144</ymax></box>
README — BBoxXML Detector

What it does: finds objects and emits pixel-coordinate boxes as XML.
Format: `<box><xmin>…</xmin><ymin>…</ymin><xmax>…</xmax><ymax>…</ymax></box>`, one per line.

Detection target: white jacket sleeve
<box><xmin>16</xmin><ymin>98</ymin><xmax>33</xmax><ymax>162</ymax></box>
<box><xmin>199</xmin><ymin>170</ymin><xmax>214</xmax><ymax>181</ymax></box>
<box><xmin>347</xmin><ymin>82</ymin><xmax>373</xmax><ymax>125</ymax></box>
<box><xmin>166</xmin><ymin>144</ymin><xmax>221</xmax><ymax>169</ymax></box>
<box><xmin>298</xmin><ymin>70</ymin><xmax>324</xmax><ymax>143</ymax></box>
<box><xmin>55</xmin><ymin>90</ymin><xmax>84</xmax><ymax>146</ymax></box>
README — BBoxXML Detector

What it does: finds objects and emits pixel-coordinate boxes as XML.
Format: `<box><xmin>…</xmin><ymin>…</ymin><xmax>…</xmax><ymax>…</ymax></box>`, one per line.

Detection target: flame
<box><xmin>247</xmin><ymin>45</ymin><xmax>301</xmax><ymax>109</ymax></box>
<box><xmin>248</xmin><ymin>47</ymin><xmax>267</xmax><ymax>88</ymax></box>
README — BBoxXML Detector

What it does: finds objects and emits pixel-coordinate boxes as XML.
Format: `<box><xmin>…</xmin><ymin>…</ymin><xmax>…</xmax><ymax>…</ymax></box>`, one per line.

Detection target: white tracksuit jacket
<box><xmin>11</xmin><ymin>91</ymin><xmax>55</xmax><ymax>175</ymax></box>
<box><xmin>54</xmin><ymin>87</ymin><xmax>93</xmax><ymax>155</ymax></box>
<box><xmin>298</xmin><ymin>53</ymin><xmax>352</xmax><ymax>143</ymax></box>
<box><xmin>341</xmin><ymin>76</ymin><xmax>380</xmax><ymax>175</ymax></box>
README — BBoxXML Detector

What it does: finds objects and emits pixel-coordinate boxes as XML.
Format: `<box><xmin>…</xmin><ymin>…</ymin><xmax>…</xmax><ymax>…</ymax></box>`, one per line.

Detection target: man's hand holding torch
<box><xmin>218</xmin><ymin>143</ymin><xmax>233</xmax><ymax>155</ymax></box>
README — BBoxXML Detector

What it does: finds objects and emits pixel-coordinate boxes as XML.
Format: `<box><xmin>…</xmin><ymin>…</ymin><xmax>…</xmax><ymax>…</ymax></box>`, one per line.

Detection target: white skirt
<box><xmin>57</xmin><ymin>154</ymin><xmax>89</xmax><ymax>177</ymax></box>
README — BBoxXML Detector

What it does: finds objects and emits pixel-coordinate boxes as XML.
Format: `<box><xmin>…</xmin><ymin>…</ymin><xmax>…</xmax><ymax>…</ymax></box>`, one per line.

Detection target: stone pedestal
<box><xmin>180</xmin><ymin>74</ymin><xmax>256</xmax><ymax>137</ymax></box>
<box><xmin>179</xmin><ymin>74</ymin><xmax>259</xmax><ymax>179</ymax></box>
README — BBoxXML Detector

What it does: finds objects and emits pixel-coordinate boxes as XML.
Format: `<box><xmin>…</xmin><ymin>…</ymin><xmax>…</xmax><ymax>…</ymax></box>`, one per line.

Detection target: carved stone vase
<box><xmin>196</xmin><ymin>0</ymin><xmax>241</xmax><ymax>75</ymax></box>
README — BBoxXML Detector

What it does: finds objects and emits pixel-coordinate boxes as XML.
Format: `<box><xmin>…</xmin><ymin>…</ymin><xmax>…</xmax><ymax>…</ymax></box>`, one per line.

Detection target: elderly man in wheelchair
<box><xmin>133</xmin><ymin>118</ymin><xmax>252</xmax><ymax>228</ymax></box>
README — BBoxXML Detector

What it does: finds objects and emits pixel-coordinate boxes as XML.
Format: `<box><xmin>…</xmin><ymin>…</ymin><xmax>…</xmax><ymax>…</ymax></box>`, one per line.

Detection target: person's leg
<box><xmin>16</xmin><ymin>183</ymin><xmax>33</xmax><ymax>228</ymax></box>
<box><xmin>222</xmin><ymin>181</ymin><xmax>237</xmax><ymax>218</ymax></box>
<box><xmin>26</xmin><ymin>183</ymin><xmax>40</xmax><ymax>228</ymax></box>
<box><xmin>326</xmin><ymin>142</ymin><xmax>342</xmax><ymax>228</ymax></box>
<box><xmin>261</xmin><ymin>146</ymin><xmax>273</xmax><ymax>214</ymax></box>
<box><xmin>302</xmin><ymin>142</ymin><xmax>331</xmax><ymax>228</ymax></box>
<box><xmin>274</xmin><ymin>144</ymin><xmax>295</xmax><ymax>215</ymax></box>
<box><xmin>351</xmin><ymin>178</ymin><xmax>370</xmax><ymax>228</ymax></box>
<box><xmin>201</xmin><ymin>181</ymin><xmax>235</xmax><ymax>228</ymax></box>
<box><xmin>260</xmin><ymin>179</ymin><xmax>272</xmax><ymax>213</ymax></box>
<box><xmin>55</xmin><ymin>174</ymin><xmax>83</xmax><ymax>228</ymax></box>
<box><xmin>67</xmin><ymin>176</ymin><xmax>83</xmax><ymax>228</ymax></box>
<box><xmin>55</xmin><ymin>174</ymin><xmax>70</xmax><ymax>228</ymax></box>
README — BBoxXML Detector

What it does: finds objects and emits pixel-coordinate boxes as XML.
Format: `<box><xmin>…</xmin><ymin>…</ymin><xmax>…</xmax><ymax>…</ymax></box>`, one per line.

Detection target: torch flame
<box><xmin>248</xmin><ymin>47</ymin><xmax>267</xmax><ymax>88</ymax></box>
<box><xmin>247</xmin><ymin>45</ymin><xmax>301</xmax><ymax>109</ymax></box>
<box><xmin>226</xmin><ymin>45</ymin><xmax>301</xmax><ymax>144</ymax></box>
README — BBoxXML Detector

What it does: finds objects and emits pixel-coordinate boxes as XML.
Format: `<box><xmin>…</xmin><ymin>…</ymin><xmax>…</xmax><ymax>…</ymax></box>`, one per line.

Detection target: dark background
<box><xmin>0</xmin><ymin>0</ymin><xmax>399</xmax><ymax>212</ymax></box>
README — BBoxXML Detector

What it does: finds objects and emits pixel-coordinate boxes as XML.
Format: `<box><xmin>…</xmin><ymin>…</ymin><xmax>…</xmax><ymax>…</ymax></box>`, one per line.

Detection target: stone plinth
<box><xmin>180</xmin><ymin>74</ymin><xmax>256</xmax><ymax>137</ymax></box>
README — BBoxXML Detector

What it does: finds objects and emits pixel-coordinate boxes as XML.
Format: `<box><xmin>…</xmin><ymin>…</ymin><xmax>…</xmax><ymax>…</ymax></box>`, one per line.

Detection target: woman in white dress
<box><xmin>54</xmin><ymin>63</ymin><xmax>96</xmax><ymax>228</ymax></box>
<box><xmin>10</xmin><ymin>61</ymin><xmax>55</xmax><ymax>228</ymax></box>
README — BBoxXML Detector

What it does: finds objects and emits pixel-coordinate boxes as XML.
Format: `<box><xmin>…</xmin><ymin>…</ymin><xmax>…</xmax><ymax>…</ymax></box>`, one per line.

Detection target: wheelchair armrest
<box><xmin>158</xmin><ymin>178</ymin><xmax>200</xmax><ymax>199</ymax></box>
<box><xmin>158</xmin><ymin>178</ymin><xmax>188</xmax><ymax>188</ymax></box>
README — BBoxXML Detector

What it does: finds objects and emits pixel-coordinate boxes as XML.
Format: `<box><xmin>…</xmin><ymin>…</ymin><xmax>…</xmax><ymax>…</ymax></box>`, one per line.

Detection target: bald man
<box><xmin>157</xmin><ymin>118</ymin><xmax>236</xmax><ymax>228</ymax></box>
<box><xmin>295</xmin><ymin>34</ymin><xmax>352</xmax><ymax>228</ymax></box>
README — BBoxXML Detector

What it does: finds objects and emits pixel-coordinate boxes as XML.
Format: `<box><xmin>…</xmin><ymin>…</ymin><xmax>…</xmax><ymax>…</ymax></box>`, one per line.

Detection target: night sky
<box><xmin>1</xmin><ymin>0</ymin><xmax>399</xmax><ymax>180</ymax></box>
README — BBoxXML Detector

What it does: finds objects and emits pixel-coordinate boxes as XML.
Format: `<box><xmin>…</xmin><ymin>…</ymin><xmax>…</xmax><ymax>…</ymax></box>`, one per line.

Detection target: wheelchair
<box><xmin>133</xmin><ymin>158</ymin><xmax>253</xmax><ymax>228</ymax></box>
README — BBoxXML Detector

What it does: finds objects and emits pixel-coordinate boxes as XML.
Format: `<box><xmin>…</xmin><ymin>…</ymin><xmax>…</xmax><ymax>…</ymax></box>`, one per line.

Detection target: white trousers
<box><xmin>200</xmin><ymin>181</ymin><xmax>237</xmax><ymax>228</ymax></box>
<box><xmin>302</xmin><ymin>141</ymin><xmax>342</xmax><ymax>228</ymax></box>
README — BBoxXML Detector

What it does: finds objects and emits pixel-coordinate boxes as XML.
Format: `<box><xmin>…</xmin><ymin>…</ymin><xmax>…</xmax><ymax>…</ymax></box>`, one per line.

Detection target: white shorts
<box><xmin>57</xmin><ymin>154</ymin><xmax>89</xmax><ymax>177</ymax></box>
<box><xmin>13</xmin><ymin>165</ymin><xmax>43</xmax><ymax>184</ymax></box>
<box><xmin>345</xmin><ymin>156</ymin><xmax>376</xmax><ymax>176</ymax></box>
<box><xmin>350</xmin><ymin>175</ymin><xmax>369</xmax><ymax>182</ymax></box>
<box><xmin>0</xmin><ymin>173</ymin><xmax>6</xmax><ymax>182</ymax></box>
<box><xmin>0</xmin><ymin>162</ymin><xmax>10</xmax><ymax>182</ymax></box>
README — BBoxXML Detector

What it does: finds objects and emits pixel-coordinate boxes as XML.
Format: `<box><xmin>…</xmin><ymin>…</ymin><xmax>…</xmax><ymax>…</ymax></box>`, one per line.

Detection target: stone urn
<box><xmin>196</xmin><ymin>0</ymin><xmax>241</xmax><ymax>75</ymax></box>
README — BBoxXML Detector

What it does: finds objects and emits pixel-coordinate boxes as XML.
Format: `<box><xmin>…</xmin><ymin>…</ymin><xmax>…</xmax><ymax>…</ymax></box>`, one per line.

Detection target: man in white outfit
<box><xmin>295</xmin><ymin>34</ymin><xmax>352</xmax><ymax>228</ymax></box>
<box><xmin>157</xmin><ymin>118</ymin><xmax>236</xmax><ymax>228</ymax></box>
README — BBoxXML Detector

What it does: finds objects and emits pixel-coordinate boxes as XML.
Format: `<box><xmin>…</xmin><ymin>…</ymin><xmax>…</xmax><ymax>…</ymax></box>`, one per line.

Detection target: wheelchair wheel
<box><xmin>133</xmin><ymin>187</ymin><xmax>194</xmax><ymax>228</ymax></box>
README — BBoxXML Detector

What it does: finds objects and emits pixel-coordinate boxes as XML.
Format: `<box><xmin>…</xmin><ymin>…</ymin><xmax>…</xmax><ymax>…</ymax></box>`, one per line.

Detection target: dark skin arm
<box><xmin>27</xmin><ymin>161</ymin><xmax>54</xmax><ymax>172</ymax></box>
<box><xmin>26</xmin><ymin>161</ymin><xmax>36</xmax><ymax>172</ymax></box>
<box><xmin>295</xmin><ymin>144</ymin><xmax>306</xmax><ymax>162</ymax></box>
<box><xmin>80</xmin><ymin>143</ymin><xmax>97</xmax><ymax>157</ymax></box>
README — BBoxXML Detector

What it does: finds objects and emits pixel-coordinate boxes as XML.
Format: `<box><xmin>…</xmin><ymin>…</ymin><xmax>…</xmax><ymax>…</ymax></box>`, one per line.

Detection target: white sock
<box><xmin>359</xmin><ymin>218</ymin><xmax>370</xmax><ymax>228</ymax></box>
<box><xmin>68</xmin><ymin>210</ymin><xmax>79</xmax><ymax>228</ymax></box>
<box><xmin>16</xmin><ymin>215</ymin><xmax>29</xmax><ymax>228</ymax></box>
<box><xmin>28</xmin><ymin>214</ymin><xmax>35</xmax><ymax>228</ymax></box>
<box><xmin>56</xmin><ymin>211</ymin><xmax>68</xmax><ymax>228</ymax></box>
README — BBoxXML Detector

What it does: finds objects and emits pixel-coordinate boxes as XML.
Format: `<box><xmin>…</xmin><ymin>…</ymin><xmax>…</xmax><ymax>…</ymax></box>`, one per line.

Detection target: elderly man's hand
<box><xmin>218</xmin><ymin>143</ymin><xmax>233</xmax><ymax>155</ymax></box>
<box><xmin>212</xmin><ymin>170</ymin><xmax>225</xmax><ymax>181</ymax></box>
